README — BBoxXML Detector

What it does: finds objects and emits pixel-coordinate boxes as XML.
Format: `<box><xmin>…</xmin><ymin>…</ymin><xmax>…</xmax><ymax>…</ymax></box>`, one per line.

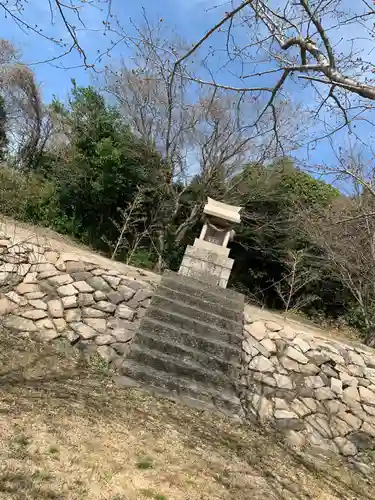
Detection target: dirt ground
<box><xmin>0</xmin><ymin>329</ymin><xmax>373</xmax><ymax>500</ymax></box>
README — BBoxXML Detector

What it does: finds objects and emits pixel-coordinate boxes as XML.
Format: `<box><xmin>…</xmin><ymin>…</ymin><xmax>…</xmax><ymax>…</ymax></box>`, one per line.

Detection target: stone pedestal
<box><xmin>179</xmin><ymin>241</ymin><xmax>234</xmax><ymax>288</ymax></box>
<box><xmin>178</xmin><ymin>198</ymin><xmax>242</xmax><ymax>289</ymax></box>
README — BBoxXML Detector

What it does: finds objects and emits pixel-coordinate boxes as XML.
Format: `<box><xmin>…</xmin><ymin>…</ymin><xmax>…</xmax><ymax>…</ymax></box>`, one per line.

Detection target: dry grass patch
<box><xmin>0</xmin><ymin>328</ymin><xmax>373</xmax><ymax>499</ymax></box>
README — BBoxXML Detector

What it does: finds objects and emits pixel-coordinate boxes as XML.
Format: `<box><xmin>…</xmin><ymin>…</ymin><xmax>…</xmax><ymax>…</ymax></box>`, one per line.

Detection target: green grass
<box><xmin>47</xmin><ymin>445</ymin><xmax>59</xmax><ymax>455</ymax></box>
<box><xmin>140</xmin><ymin>489</ymin><xmax>167</xmax><ymax>499</ymax></box>
<box><xmin>136</xmin><ymin>456</ymin><xmax>154</xmax><ymax>470</ymax></box>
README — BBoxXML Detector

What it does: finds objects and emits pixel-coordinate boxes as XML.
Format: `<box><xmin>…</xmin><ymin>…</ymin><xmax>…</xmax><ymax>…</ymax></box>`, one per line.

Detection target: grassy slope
<box><xmin>0</xmin><ymin>329</ymin><xmax>373</xmax><ymax>500</ymax></box>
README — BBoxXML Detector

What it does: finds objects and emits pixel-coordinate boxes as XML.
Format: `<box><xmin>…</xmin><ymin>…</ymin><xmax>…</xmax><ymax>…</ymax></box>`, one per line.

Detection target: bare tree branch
<box><xmin>0</xmin><ymin>0</ymin><xmax>115</xmax><ymax>68</ymax></box>
<box><xmin>172</xmin><ymin>0</ymin><xmax>375</xmax><ymax>142</ymax></box>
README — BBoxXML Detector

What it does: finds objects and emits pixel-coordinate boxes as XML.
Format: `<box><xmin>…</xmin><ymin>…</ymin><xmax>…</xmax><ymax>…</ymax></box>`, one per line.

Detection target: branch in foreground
<box><xmin>173</xmin><ymin>0</ymin><xmax>375</xmax><ymax>127</ymax></box>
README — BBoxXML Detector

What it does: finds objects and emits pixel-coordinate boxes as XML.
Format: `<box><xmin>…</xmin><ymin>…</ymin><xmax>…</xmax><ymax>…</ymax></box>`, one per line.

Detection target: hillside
<box><xmin>0</xmin><ymin>218</ymin><xmax>374</xmax><ymax>498</ymax></box>
<box><xmin>1</xmin><ymin>2</ymin><xmax>375</xmax><ymax>497</ymax></box>
<box><xmin>0</xmin><ymin>327</ymin><xmax>373</xmax><ymax>500</ymax></box>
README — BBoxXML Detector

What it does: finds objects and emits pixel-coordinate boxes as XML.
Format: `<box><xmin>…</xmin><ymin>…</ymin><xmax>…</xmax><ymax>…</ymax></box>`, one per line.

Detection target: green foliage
<box><xmin>140</xmin><ymin>490</ymin><xmax>167</xmax><ymax>500</ymax></box>
<box><xmin>342</xmin><ymin>300</ymin><xmax>375</xmax><ymax>337</ymax></box>
<box><xmin>267</xmin><ymin>158</ymin><xmax>339</xmax><ymax>206</ymax></box>
<box><xmin>0</xmin><ymin>81</ymin><xmax>365</xmax><ymax>338</ymax></box>
<box><xmin>235</xmin><ymin>158</ymin><xmax>339</xmax><ymax>210</ymax></box>
<box><xmin>44</xmin><ymin>83</ymin><xmax>165</xmax><ymax>248</ymax></box>
<box><xmin>0</xmin><ymin>165</ymin><xmax>26</xmax><ymax>217</ymax></box>
<box><xmin>127</xmin><ymin>248</ymin><xmax>156</xmax><ymax>270</ymax></box>
<box><xmin>0</xmin><ymin>165</ymin><xmax>66</xmax><ymax>231</ymax></box>
<box><xmin>0</xmin><ymin>82</ymin><xmax>165</xmax><ymax>257</ymax></box>
<box><xmin>230</xmin><ymin>158</ymin><xmax>341</xmax><ymax>311</ymax></box>
<box><xmin>22</xmin><ymin>175</ymin><xmax>60</xmax><ymax>225</ymax></box>
<box><xmin>0</xmin><ymin>96</ymin><xmax>8</xmax><ymax>161</ymax></box>
<box><xmin>136</xmin><ymin>456</ymin><xmax>154</xmax><ymax>470</ymax></box>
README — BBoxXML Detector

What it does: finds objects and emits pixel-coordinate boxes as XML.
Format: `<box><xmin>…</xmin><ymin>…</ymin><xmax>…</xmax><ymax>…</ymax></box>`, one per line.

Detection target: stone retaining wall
<box><xmin>2</xmin><ymin>224</ymin><xmax>375</xmax><ymax>472</ymax></box>
<box><xmin>0</xmin><ymin>235</ymin><xmax>159</xmax><ymax>368</ymax></box>
<box><xmin>241</xmin><ymin>305</ymin><xmax>375</xmax><ymax>473</ymax></box>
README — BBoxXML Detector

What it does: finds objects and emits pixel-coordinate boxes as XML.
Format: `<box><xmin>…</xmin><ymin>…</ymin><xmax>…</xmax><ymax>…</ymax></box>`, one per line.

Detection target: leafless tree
<box><xmin>104</xmin><ymin>19</ymin><xmax>302</xmax><ymax>270</ymax></box>
<box><xmin>0</xmin><ymin>39</ymin><xmax>17</xmax><ymax>65</ymax></box>
<box><xmin>5</xmin><ymin>2</ymin><xmax>375</xmax><ymax>131</ymax></box>
<box><xmin>305</xmin><ymin>168</ymin><xmax>375</xmax><ymax>345</ymax></box>
<box><xmin>274</xmin><ymin>248</ymin><xmax>319</xmax><ymax>313</ymax></box>
<box><xmin>0</xmin><ymin>0</ymin><xmax>117</xmax><ymax>68</ymax></box>
<box><xmin>107</xmin><ymin>188</ymin><xmax>148</xmax><ymax>261</ymax></box>
<box><xmin>0</xmin><ymin>39</ymin><xmax>43</xmax><ymax>167</ymax></box>
<box><xmin>104</xmin><ymin>20</ymin><xmax>202</xmax><ymax>270</ymax></box>
<box><xmin>171</xmin><ymin>0</ymin><xmax>375</xmax><ymax>146</ymax></box>
<box><xmin>104</xmin><ymin>19</ymin><xmax>200</xmax><ymax>181</ymax></box>
<box><xmin>9</xmin><ymin>67</ymin><xmax>42</xmax><ymax>167</ymax></box>
<box><xmin>0</xmin><ymin>37</ymin><xmax>73</xmax><ymax>168</ymax></box>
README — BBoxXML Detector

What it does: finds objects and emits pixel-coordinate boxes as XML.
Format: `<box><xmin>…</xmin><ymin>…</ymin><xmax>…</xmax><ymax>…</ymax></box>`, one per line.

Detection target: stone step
<box><xmin>139</xmin><ymin>316</ymin><xmax>242</xmax><ymax>361</ymax></box>
<box><xmin>147</xmin><ymin>306</ymin><xmax>243</xmax><ymax>347</ymax></box>
<box><xmin>117</xmin><ymin>270</ymin><xmax>245</xmax><ymax>420</ymax></box>
<box><xmin>116</xmin><ymin>360</ymin><xmax>242</xmax><ymax>417</ymax></box>
<box><xmin>151</xmin><ymin>294</ymin><xmax>241</xmax><ymax>332</ymax></box>
<box><xmin>134</xmin><ymin>329</ymin><xmax>241</xmax><ymax>374</ymax></box>
<box><xmin>162</xmin><ymin>270</ymin><xmax>243</xmax><ymax>304</ymax></box>
<box><xmin>125</xmin><ymin>344</ymin><xmax>235</xmax><ymax>390</ymax></box>
<box><xmin>156</xmin><ymin>284</ymin><xmax>243</xmax><ymax>322</ymax></box>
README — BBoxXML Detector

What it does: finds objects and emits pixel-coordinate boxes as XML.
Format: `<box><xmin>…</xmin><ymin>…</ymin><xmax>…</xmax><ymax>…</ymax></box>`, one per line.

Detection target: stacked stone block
<box><xmin>0</xmin><ymin>236</ymin><xmax>157</xmax><ymax>367</ymax></box>
<box><xmin>179</xmin><ymin>245</ymin><xmax>233</xmax><ymax>288</ymax></box>
<box><xmin>241</xmin><ymin>306</ymin><xmax>375</xmax><ymax>473</ymax></box>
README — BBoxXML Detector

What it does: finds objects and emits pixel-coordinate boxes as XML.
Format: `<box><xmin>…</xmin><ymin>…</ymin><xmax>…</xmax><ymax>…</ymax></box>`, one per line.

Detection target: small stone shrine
<box><xmin>178</xmin><ymin>197</ymin><xmax>242</xmax><ymax>288</ymax></box>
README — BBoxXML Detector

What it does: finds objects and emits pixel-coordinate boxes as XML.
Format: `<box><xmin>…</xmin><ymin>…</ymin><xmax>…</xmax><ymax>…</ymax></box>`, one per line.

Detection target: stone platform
<box><xmin>116</xmin><ymin>270</ymin><xmax>245</xmax><ymax>419</ymax></box>
<box><xmin>178</xmin><ymin>242</ymin><xmax>233</xmax><ymax>288</ymax></box>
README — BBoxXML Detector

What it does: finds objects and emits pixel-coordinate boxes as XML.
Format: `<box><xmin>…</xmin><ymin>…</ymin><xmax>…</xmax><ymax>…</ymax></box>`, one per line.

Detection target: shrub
<box><xmin>0</xmin><ymin>163</ymin><xmax>26</xmax><ymax>218</ymax></box>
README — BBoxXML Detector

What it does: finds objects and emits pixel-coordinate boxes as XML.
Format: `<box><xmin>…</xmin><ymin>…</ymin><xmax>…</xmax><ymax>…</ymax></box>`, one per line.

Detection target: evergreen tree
<box><xmin>0</xmin><ymin>96</ymin><xmax>8</xmax><ymax>161</ymax></box>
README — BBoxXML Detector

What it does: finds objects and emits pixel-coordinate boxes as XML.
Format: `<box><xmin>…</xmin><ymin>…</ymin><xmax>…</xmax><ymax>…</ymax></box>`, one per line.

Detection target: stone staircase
<box><xmin>115</xmin><ymin>270</ymin><xmax>245</xmax><ymax>418</ymax></box>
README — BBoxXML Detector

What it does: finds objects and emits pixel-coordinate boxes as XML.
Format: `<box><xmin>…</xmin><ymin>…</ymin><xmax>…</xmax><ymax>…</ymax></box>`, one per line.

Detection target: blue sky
<box><xmin>1</xmin><ymin>0</ymin><xmax>373</xmax><ymax>179</ymax></box>
<box><xmin>2</xmin><ymin>0</ymin><xmax>221</xmax><ymax>102</ymax></box>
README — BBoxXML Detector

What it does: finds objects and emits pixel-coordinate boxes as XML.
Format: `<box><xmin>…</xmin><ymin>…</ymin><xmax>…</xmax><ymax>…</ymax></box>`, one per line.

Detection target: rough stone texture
<box><xmin>73</xmin><ymin>280</ymin><xmax>94</xmax><ymax>293</ymax></box>
<box><xmin>97</xmin><ymin>345</ymin><xmax>116</xmax><ymax>362</ymax></box>
<box><xmin>36</xmin><ymin>318</ymin><xmax>55</xmax><ymax>330</ymax></box>
<box><xmin>16</xmin><ymin>283</ymin><xmax>40</xmax><ymax>295</ymax></box>
<box><xmin>53</xmin><ymin>318</ymin><xmax>67</xmax><ymax>333</ymax></box>
<box><xmin>62</xmin><ymin>295</ymin><xmax>78</xmax><ymax>309</ymax></box>
<box><xmin>245</xmin><ymin>320</ymin><xmax>267</xmax><ymax>341</ymax></box>
<box><xmin>48</xmin><ymin>274</ymin><xmax>74</xmax><ymax>286</ymax></box>
<box><xmin>249</xmin><ymin>355</ymin><xmax>274</xmax><ymax>373</ymax></box>
<box><xmin>20</xmin><ymin>309</ymin><xmax>48</xmax><ymax>320</ymax></box>
<box><xmin>285</xmin><ymin>346</ymin><xmax>309</xmax><ymax>364</ymax></box>
<box><xmin>106</xmin><ymin>291</ymin><xmax>124</xmax><ymax>305</ymax></box>
<box><xmin>65</xmin><ymin>308</ymin><xmax>81</xmax><ymax>323</ymax></box>
<box><xmin>86</xmin><ymin>276</ymin><xmax>112</xmax><ymax>293</ymax></box>
<box><xmin>82</xmin><ymin>307</ymin><xmax>107</xmax><ymax>318</ymax></box>
<box><xmin>6</xmin><ymin>291</ymin><xmax>27</xmax><ymax>306</ymax></box>
<box><xmin>95</xmin><ymin>334</ymin><xmax>115</xmax><ymax>345</ymax></box>
<box><xmin>117</xmin><ymin>304</ymin><xmax>136</xmax><ymax>321</ymax></box>
<box><xmin>83</xmin><ymin>318</ymin><xmax>107</xmax><ymax>334</ymax></box>
<box><xmin>47</xmin><ymin>299</ymin><xmax>64</xmax><ymax>318</ymax></box>
<box><xmin>2</xmin><ymin>232</ymin><xmax>375</xmax><ymax>473</ymax></box>
<box><xmin>0</xmin><ymin>296</ymin><xmax>17</xmax><ymax>315</ymax></box>
<box><xmin>242</xmin><ymin>304</ymin><xmax>375</xmax><ymax>473</ymax></box>
<box><xmin>78</xmin><ymin>293</ymin><xmax>95</xmax><ymax>307</ymax></box>
<box><xmin>4</xmin><ymin>314</ymin><xmax>37</xmax><ymax>331</ymax></box>
<box><xmin>94</xmin><ymin>301</ymin><xmax>116</xmax><ymax>314</ymax></box>
<box><xmin>28</xmin><ymin>299</ymin><xmax>48</xmax><ymax>311</ymax></box>
<box><xmin>57</xmin><ymin>284</ymin><xmax>78</xmax><ymax>297</ymax></box>
<box><xmin>0</xmin><ymin>235</ymin><xmax>157</xmax><ymax>381</ymax></box>
<box><xmin>71</xmin><ymin>322</ymin><xmax>100</xmax><ymax>339</ymax></box>
<box><xmin>117</xmin><ymin>285</ymin><xmax>136</xmax><ymax>301</ymax></box>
